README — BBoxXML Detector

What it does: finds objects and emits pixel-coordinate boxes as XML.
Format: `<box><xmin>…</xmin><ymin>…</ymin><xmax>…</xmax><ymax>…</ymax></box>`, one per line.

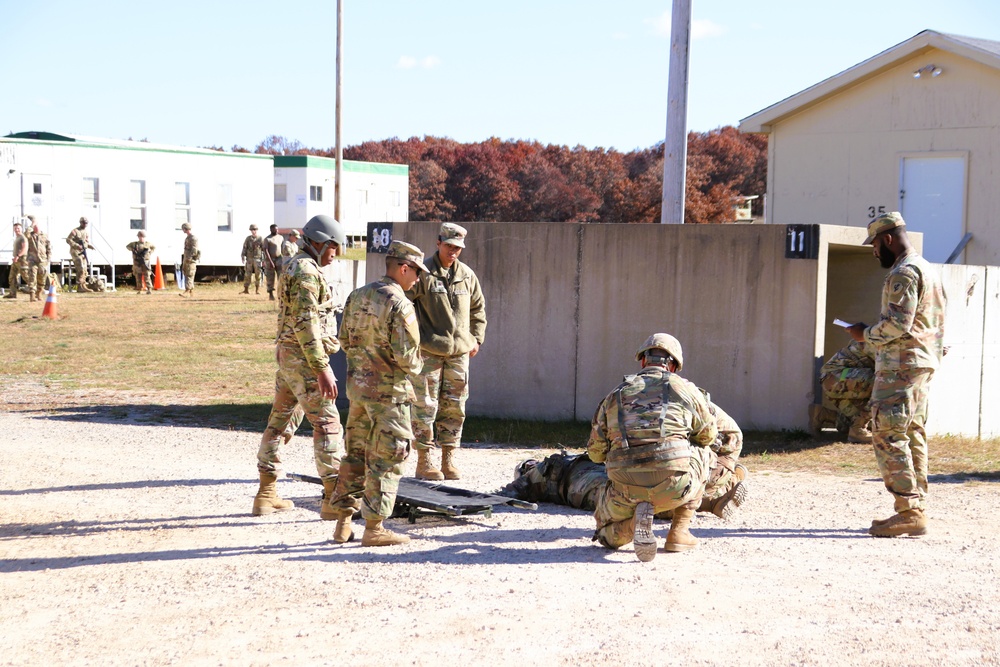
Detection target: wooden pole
<box><xmin>660</xmin><ymin>0</ymin><xmax>691</xmax><ymax>224</ymax></box>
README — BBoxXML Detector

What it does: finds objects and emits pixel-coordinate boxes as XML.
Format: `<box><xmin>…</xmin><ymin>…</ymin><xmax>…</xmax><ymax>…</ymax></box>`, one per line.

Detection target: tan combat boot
<box><xmin>255</xmin><ymin>285</ymin><xmax>260</xmax><ymax>295</ymax></box>
<box><xmin>808</xmin><ymin>404</ymin><xmax>838</xmax><ymax>437</ymax></box>
<box><xmin>848</xmin><ymin>417</ymin><xmax>874</xmax><ymax>444</ymax></box>
<box><xmin>664</xmin><ymin>505</ymin><xmax>698</xmax><ymax>552</ymax></box>
<box><xmin>251</xmin><ymin>472</ymin><xmax>295</xmax><ymax>515</ymax></box>
<box><xmin>706</xmin><ymin>476</ymin><xmax>750</xmax><ymax>520</ymax></box>
<box><xmin>632</xmin><ymin>501</ymin><xmax>657</xmax><ymax>562</ymax></box>
<box><xmin>268</xmin><ymin>290</ymin><xmax>275</xmax><ymax>301</ymax></box>
<box><xmin>241</xmin><ymin>286</ymin><xmax>250</xmax><ymax>294</ymax></box>
<box><xmin>361</xmin><ymin>519</ymin><xmax>410</xmax><ymax>547</ymax></box>
<box><xmin>331</xmin><ymin>512</ymin><xmax>354</xmax><ymax>543</ymax></box>
<box><xmin>415</xmin><ymin>448</ymin><xmax>444</xmax><ymax>480</ymax></box>
<box><xmin>869</xmin><ymin>508</ymin><xmax>927</xmax><ymax>537</ymax></box>
<box><xmin>441</xmin><ymin>446</ymin><xmax>461</xmax><ymax>480</ymax></box>
<box><xmin>319</xmin><ymin>477</ymin><xmax>339</xmax><ymax>520</ymax></box>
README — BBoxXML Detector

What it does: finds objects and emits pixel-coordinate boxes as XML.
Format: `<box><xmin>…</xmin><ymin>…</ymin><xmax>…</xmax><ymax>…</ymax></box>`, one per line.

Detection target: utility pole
<box><xmin>660</xmin><ymin>0</ymin><xmax>691</xmax><ymax>224</ymax></box>
<box><xmin>334</xmin><ymin>0</ymin><xmax>343</xmax><ymax>223</ymax></box>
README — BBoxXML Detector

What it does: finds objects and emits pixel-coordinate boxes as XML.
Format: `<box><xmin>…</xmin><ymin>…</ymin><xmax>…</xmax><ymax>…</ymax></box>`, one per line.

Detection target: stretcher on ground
<box><xmin>286</xmin><ymin>472</ymin><xmax>537</xmax><ymax>523</ymax></box>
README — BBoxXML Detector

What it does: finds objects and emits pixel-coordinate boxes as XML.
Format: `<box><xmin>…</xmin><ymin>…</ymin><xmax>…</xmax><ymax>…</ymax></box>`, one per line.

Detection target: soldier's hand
<box><xmin>846</xmin><ymin>323</ymin><xmax>867</xmax><ymax>343</ymax></box>
<box><xmin>470</xmin><ymin>342</ymin><xmax>481</xmax><ymax>358</ymax></box>
<box><xmin>317</xmin><ymin>368</ymin><xmax>338</xmax><ymax>400</ymax></box>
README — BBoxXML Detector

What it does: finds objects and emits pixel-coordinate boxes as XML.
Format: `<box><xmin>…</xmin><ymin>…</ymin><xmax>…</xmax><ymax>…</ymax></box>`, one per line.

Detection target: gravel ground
<box><xmin>2</xmin><ymin>401</ymin><xmax>999</xmax><ymax>666</ymax></box>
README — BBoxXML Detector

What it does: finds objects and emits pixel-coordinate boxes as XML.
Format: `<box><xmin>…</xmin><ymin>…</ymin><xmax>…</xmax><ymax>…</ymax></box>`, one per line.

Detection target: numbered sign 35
<box><xmin>785</xmin><ymin>224</ymin><xmax>819</xmax><ymax>259</ymax></box>
<box><xmin>367</xmin><ymin>222</ymin><xmax>394</xmax><ymax>254</ymax></box>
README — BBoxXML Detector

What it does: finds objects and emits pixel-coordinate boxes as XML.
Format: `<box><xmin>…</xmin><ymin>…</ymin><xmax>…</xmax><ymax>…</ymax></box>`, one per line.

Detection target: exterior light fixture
<box><xmin>913</xmin><ymin>64</ymin><xmax>943</xmax><ymax>78</ymax></box>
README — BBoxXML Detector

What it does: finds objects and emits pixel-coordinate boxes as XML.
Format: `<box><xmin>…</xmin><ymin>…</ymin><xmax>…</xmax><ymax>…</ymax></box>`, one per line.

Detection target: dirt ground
<box><xmin>2</xmin><ymin>389</ymin><xmax>1000</xmax><ymax>666</ymax></box>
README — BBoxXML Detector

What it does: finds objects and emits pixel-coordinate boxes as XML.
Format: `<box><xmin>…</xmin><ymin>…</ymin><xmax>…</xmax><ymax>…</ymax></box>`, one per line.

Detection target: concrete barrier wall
<box><xmin>358</xmin><ymin>222</ymin><xmax>995</xmax><ymax>437</ymax></box>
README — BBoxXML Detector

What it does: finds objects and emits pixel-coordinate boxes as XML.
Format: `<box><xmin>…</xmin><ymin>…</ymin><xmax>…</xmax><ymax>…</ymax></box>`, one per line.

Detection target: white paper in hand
<box><xmin>833</xmin><ymin>319</ymin><xmax>853</xmax><ymax>328</ymax></box>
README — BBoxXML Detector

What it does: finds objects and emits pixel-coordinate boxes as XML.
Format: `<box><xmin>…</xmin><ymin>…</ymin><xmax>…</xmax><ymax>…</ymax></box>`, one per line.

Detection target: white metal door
<box><xmin>21</xmin><ymin>173</ymin><xmax>51</xmax><ymax>225</ymax></box>
<box><xmin>899</xmin><ymin>156</ymin><xmax>966</xmax><ymax>263</ymax></box>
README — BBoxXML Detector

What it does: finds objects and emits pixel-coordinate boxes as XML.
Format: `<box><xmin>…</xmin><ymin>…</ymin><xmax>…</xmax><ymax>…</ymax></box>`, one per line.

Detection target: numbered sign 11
<box><xmin>785</xmin><ymin>224</ymin><xmax>819</xmax><ymax>259</ymax></box>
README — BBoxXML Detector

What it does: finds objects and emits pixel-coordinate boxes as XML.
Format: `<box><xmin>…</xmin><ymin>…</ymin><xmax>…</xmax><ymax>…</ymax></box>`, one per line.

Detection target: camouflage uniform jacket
<box><xmin>66</xmin><ymin>227</ymin><xmax>90</xmax><ymax>257</ymax></box>
<box><xmin>27</xmin><ymin>231</ymin><xmax>50</xmax><ymax>263</ymax></box>
<box><xmin>125</xmin><ymin>241</ymin><xmax>156</xmax><ymax>270</ymax></box>
<box><xmin>263</xmin><ymin>234</ymin><xmax>282</xmax><ymax>270</ymax></box>
<box><xmin>281</xmin><ymin>240</ymin><xmax>299</xmax><ymax>266</ymax></box>
<box><xmin>12</xmin><ymin>232</ymin><xmax>28</xmax><ymax>266</ymax></box>
<box><xmin>820</xmin><ymin>341</ymin><xmax>874</xmax><ymax>381</ymax></box>
<box><xmin>183</xmin><ymin>234</ymin><xmax>200</xmax><ymax>262</ymax></box>
<box><xmin>588</xmin><ymin>366</ymin><xmax>718</xmax><ymax>473</ymax></box>
<box><xmin>407</xmin><ymin>253</ymin><xmax>486</xmax><ymax>357</ymax></box>
<box><xmin>339</xmin><ymin>276</ymin><xmax>422</xmax><ymax>404</ymax></box>
<box><xmin>709</xmin><ymin>401</ymin><xmax>742</xmax><ymax>461</ymax></box>
<box><xmin>864</xmin><ymin>250</ymin><xmax>946</xmax><ymax>371</ymax></box>
<box><xmin>276</xmin><ymin>251</ymin><xmax>340</xmax><ymax>372</ymax></box>
<box><xmin>241</xmin><ymin>235</ymin><xmax>263</xmax><ymax>263</ymax></box>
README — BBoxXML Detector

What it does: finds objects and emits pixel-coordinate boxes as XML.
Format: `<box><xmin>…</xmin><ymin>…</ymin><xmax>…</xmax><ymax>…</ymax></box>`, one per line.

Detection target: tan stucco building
<box><xmin>740</xmin><ymin>30</ymin><xmax>1000</xmax><ymax>265</ymax></box>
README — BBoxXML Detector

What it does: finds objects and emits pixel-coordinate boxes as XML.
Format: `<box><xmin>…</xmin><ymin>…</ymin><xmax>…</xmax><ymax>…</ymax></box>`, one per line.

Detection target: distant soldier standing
<box><xmin>5</xmin><ymin>221</ymin><xmax>28</xmax><ymax>299</ymax></box>
<box><xmin>25</xmin><ymin>217</ymin><xmax>51</xmax><ymax>302</ymax></box>
<box><xmin>263</xmin><ymin>224</ymin><xmax>283</xmax><ymax>301</ymax></box>
<box><xmin>407</xmin><ymin>223</ymin><xmax>487</xmax><ymax>480</ymax></box>
<box><xmin>253</xmin><ymin>215</ymin><xmax>346</xmax><ymax>518</ymax></box>
<box><xmin>282</xmin><ymin>229</ymin><xmax>301</xmax><ymax>266</ymax></box>
<box><xmin>241</xmin><ymin>224</ymin><xmax>264</xmax><ymax>295</ymax></box>
<box><xmin>125</xmin><ymin>231</ymin><xmax>156</xmax><ymax>294</ymax></box>
<box><xmin>329</xmin><ymin>240</ymin><xmax>426</xmax><ymax>547</ymax></box>
<box><xmin>848</xmin><ymin>212</ymin><xmax>946</xmax><ymax>538</ymax></box>
<box><xmin>66</xmin><ymin>217</ymin><xmax>95</xmax><ymax>292</ymax></box>
<box><xmin>179</xmin><ymin>223</ymin><xmax>199</xmax><ymax>298</ymax></box>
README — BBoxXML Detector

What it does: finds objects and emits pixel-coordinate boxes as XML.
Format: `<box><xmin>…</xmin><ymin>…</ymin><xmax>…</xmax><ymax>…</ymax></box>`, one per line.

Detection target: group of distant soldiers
<box><xmin>4</xmin><ymin>216</ymin><xmax>52</xmax><ymax>301</ymax></box>
<box><xmin>238</xmin><ymin>224</ymin><xmax>301</xmax><ymax>300</ymax></box>
<box><xmin>247</xmin><ymin>210</ymin><xmax>945</xmax><ymax>560</ymax></box>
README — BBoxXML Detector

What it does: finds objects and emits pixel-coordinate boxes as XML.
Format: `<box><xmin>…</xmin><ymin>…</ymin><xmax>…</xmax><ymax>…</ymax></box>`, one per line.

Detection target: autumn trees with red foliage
<box><xmin>247</xmin><ymin>126</ymin><xmax>766</xmax><ymax>224</ymax></box>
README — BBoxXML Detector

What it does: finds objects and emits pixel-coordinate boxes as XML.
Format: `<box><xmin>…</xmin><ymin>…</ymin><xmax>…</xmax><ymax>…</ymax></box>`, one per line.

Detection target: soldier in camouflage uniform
<box><xmin>263</xmin><ymin>224</ymin><xmax>283</xmax><ymax>301</ymax></box>
<box><xmin>125</xmin><ymin>231</ymin><xmax>156</xmax><ymax>294</ymax></box>
<box><xmin>179</xmin><ymin>223</ymin><xmax>199</xmax><ymax>298</ymax></box>
<box><xmin>407</xmin><ymin>223</ymin><xmax>487</xmax><ymax>481</ymax></box>
<box><xmin>587</xmin><ymin>333</ymin><xmax>718</xmax><ymax>562</ymax></box>
<box><xmin>848</xmin><ymin>212</ymin><xmax>946</xmax><ymax>538</ymax></box>
<box><xmin>66</xmin><ymin>217</ymin><xmax>95</xmax><ymax>292</ymax></box>
<box><xmin>241</xmin><ymin>224</ymin><xmax>264</xmax><ymax>294</ymax></box>
<box><xmin>253</xmin><ymin>215</ymin><xmax>347</xmax><ymax>518</ymax></box>
<box><xmin>25</xmin><ymin>218</ymin><xmax>51</xmax><ymax>302</ymax></box>
<box><xmin>282</xmin><ymin>229</ymin><xmax>301</xmax><ymax>266</ymax></box>
<box><xmin>498</xmin><ymin>400</ymin><xmax>749</xmax><ymax>521</ymax></box>
<box><xmin>4</xmin><ymin>222</ymin><xmax>28</xmax><ymax>299</ymax></box>
<box><xmin>329</xmin><ymin>240</ymin><xmax>427</xmax><ymax>547</ymax></box>
<box><xmin>809</xmin><ymin>340</ymin><xmax>875</xmax><ymax>443</ymax></box>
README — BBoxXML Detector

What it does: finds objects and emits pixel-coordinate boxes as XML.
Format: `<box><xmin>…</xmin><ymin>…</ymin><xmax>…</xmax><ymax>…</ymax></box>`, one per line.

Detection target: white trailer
<box><xmin>1</xmin><ymin>132</ymin><xmax>274</xmax><ymax>281</ymax></box>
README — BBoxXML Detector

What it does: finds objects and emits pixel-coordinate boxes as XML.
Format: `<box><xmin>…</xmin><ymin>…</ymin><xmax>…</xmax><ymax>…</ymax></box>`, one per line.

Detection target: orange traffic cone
<box><xmin>153</xmin><ymin>257</ymin><xmax>164</xmax><ymax>290</ymax></box>
<box><xmin>41</xmin><ymin>284</ymin><xmax>59</xmax><ymax>319</ymax></box>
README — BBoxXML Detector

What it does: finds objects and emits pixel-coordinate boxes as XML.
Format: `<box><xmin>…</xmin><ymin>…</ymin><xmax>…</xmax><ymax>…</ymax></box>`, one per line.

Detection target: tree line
<box><xmin>228</xmin><ymin>126</ymin><xmax>766</xmax><ymax>224</ymax></box>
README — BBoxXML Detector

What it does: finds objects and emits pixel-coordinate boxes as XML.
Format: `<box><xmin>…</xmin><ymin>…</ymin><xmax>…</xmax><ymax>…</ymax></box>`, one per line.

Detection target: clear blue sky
<box><xmin>2</xmin><ymin>1</ymin><xmax>998</xmax><ymax>152</ymax></box>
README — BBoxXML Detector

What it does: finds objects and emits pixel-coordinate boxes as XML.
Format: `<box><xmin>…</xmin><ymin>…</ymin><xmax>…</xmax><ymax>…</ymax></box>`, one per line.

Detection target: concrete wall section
<box><xmin>978</xmin><ymin>267</ymin><xmax>1000</xmax><ymax>437</ymax></box>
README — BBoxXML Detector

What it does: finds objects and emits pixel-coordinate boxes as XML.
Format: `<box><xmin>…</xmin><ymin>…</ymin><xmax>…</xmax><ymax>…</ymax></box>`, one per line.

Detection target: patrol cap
<box><xmin>635</xmin><ymin>332</ymin><xmax>684</xmax><ymax>371</ymax></box>
<box><xmin>181</xmin><ymin>222</ymin><xmax>192</xmax><ymax>231</ymax></box>
<box><xmin>387</xmin><ymin>240</ymin><xmax>429</xmax><ymax>273</ymax></box>
<box><xmin>26</xmin><ymin>215</ymin><xmax>35</xmax><ymax>222</ymax></box>
<box><xmin>249</xmin><ymin>224</ymin><xmax>258</xmax><ymax>231</ymax></box>
<box><xmin>288</xmin><ymin>229</ymin><xmax>300</xmax><ymax>238</ymax></box>
<box><xmin>439</xmin><ymin>222</ymin><xmax>467</xmax><ymax>248</ymax></box>
<box><xmin>863</xmin><ymin>212</ymin><xmax>905</xmax><ymax>245</ymax></box>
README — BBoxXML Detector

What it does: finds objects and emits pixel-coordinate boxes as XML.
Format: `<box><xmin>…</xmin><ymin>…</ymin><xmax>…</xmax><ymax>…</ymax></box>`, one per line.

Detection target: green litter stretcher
<box><xmin>286</xmin><ymin>472</ymin><xmax>537</xmax><ymax>523</ymax></box>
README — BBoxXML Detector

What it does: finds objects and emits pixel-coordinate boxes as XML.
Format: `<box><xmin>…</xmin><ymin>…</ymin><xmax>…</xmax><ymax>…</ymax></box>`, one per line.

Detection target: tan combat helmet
<box><xmin>635</xmin><ymin>333</ymin><xmax>684</xmax><ymax>371</ymax></box>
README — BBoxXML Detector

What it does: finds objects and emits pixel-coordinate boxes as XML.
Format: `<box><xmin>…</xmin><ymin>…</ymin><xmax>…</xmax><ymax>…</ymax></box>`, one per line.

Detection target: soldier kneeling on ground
<box><xmin>809</xmin><ymin>340</ymin><xmax>875</xmax><ymax>443</ymax></box>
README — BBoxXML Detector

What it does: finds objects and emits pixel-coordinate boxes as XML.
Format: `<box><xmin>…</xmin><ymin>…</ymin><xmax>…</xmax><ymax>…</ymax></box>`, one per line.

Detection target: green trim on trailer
<box><xmin>274</xmin><ymin>155</ymin><xmax>408</xmax><ymax>175</ymax></box>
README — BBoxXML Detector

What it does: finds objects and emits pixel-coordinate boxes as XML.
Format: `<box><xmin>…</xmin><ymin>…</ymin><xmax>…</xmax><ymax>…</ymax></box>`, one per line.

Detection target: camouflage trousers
<box><xmin>332</xmin><ymin>398</ymin><xmax>413</xmax><ymax>521</ymax></box>
<box><xmin>412</xmin><ymin>352</ymin><xmax>469</xmax><ymax>450</ymax></box>
<box><xmin>594</xmin><ymin>446</ymin><xmax>713</xmax><ymax>549</ymax></box>
<box><xmin>181</xmin><ymin>260</ymin><xmax>197</xmax><ymax>291</ymax></box>
<box><xmin>257</xmin><ymin>344</ymin><xmax>343</xmax><ymax>482</ymax></box>
<box><xmin>71</xmin><ymin>253</ymin><xmax>87</xmax><ymax>288</ymax></box>
<box><xmin>26</xmin><ymin>261</ymin><xmax>49</xmax><ymax>297</ymax></box>
<box><xmin>133</xmin><ymin>262</ymin><xmax>153</xmax><ymax>291</ymax></box>
<box><xmin>264</xmin><ymin>263</ymin><xmax>277</xmax><ymax>293</ymax></box>
<box><xmin>870</xmin><ymin>368</ymin><xmax>933</xmax><ymax>512</ymax></box>
<box><xmin>9</xmin><ymin>259</ymin><xmax>29</xmax><ymax>290</ymax></box>
<box><xmin>243</xmin><ymin>259</ymin><xmax>262</xmax><ymax>289</ymax></box>
<box><xmin>822</xmin><ymin>367</ymin><xmax>874</xmax><ymax>432</ymax></box>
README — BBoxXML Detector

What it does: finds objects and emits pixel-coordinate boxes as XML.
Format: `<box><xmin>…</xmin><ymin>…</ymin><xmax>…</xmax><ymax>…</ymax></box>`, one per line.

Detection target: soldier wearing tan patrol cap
<box><xmin>406</xmin><ymin>223</ymin><xmax>487</xmax><ymax>481</ymax></box>
<box><xmin>241</xmin><ymin>224</ymin><xmax>264</xmax><ymax>295</ymax></box>
<box><xmin>329</xmin><ymin>239</ymin><xmax>426</xmax><ymax>547</ymax></box>
<box><xmin>846</xmin><ymin>211</ymin><xmax>946</xmax><ymax>538</ymax></box>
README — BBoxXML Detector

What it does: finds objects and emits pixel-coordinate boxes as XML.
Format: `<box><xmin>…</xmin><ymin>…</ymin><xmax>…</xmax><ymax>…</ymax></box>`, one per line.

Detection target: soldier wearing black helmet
<box><xmin>253</xmin><ymin>215</ymin><xmax>347</xmax><ymax>518</ymax></box>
